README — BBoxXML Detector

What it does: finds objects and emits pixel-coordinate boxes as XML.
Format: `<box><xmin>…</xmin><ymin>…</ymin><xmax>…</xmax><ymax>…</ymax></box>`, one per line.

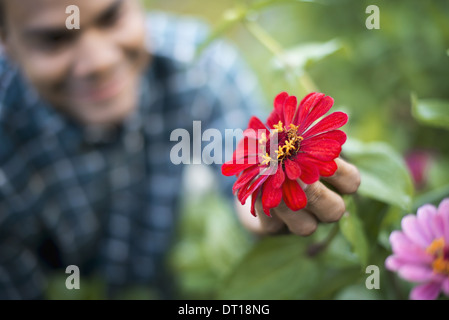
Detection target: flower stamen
<box><xmin>427</xmin><ymin>237</ymin><xmax>449</xmax><ymax>276</ymax></box>
<box><xmin>259</xmin><ymin>132</ymin><xmax>267</xmax><ymax>145</ymax></box>
<box><xmin>261</xmin><ymin>120</ymin><xmax>305</xmax><ymax>165</ymax></box>
<box><xmin>273</xmin><ymin>121</ymin><xmax>284</xmax><ymax>133</ymax></box>
<box><xmin>261</xmin><ymin>153</ymin><xmax>272</xmax><ymax>166</ymax></box>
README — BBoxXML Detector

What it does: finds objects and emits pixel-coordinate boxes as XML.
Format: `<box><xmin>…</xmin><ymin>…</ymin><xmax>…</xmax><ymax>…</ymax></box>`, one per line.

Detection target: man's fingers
<box><xmin>272</xmin><ymin>203</ymin><xmax>318</xmax><ymax>236</ymax></box>
<box><xmin>303</xmin><ymin>181</ymin><xmax>346</xmax><ymax>223</ymax></box>
<box><xmin>239</xmin><ymin>157</ymin><xmax>360</xmax><ymax>236</ymax></box>
<box><xmin>255</xmin><ymin>197</ymin><xmax>286</xmax><ymax>235</ymax></box>
<box><xmin>322</xmin><ymin>158</ymin><xmax>361</xmax><ymax>194</ymax></box>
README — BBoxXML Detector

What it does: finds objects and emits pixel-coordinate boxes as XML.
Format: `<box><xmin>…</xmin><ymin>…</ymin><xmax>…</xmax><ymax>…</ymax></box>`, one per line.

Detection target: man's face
<box><xmin>2</xmin><ymin>0</ymin><xmax>149</xmax><ymax>126</ymax></box>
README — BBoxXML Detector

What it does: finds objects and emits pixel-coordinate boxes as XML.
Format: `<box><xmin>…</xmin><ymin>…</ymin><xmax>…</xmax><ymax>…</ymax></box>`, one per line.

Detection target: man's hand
<box><xmin>236</xmin><ymin>158</ymin><xmax>361</xmax><ymax>236</ymax></box>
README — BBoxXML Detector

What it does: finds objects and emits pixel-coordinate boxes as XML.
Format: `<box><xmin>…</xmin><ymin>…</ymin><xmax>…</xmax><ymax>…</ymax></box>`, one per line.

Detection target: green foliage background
<box><xmin>153</xmin><ymin>0</ymin><xmax>449</xmax><ymax>300</ymax></box>
<box><xmin>48</xmin><ymin>0</ymin><xmax>449</xmax><ymax>300</ymax></box>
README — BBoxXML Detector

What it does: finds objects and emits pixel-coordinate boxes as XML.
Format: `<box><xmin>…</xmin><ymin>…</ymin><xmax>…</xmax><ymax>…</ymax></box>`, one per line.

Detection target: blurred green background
<box><xmin>48</xmin><ymin>0</ymin><xmax>449</xmax><ymax>300</ymax></box>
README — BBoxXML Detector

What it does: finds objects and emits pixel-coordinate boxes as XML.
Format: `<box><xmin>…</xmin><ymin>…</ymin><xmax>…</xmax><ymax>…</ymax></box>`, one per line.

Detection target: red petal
<box><xmin>232</xmin><ymin>165</ymin><xmax>263</xmax><ymax>193</ymax></box>
<box><xmin>266</xmin><ymin>110</ymin><xmax>281</xmax><ymax>128</ymax></box>
<box><xmin>262</xmin><ymin>176</ymin><xmax>283</xmax><ymax>216</ymax></box>
<box><xmin>245</xmin><ymin>117</ymin><xmax>269</xmax><ymax>141</ymax></box>
<box><xmin>250</xmin><ymin>188</ymin><xmax>261</xmax><ymax>217</ymax></box>
<box><xmin>272</xmin><ymin>165</ymin><xmax>285</xmax><ymax>189</ymax></box>
<box><xmin>232</xmin><ymin>153</ymin><xmax>259</xmax><ymax>165</ymax></box>
<box><xmin>294</xmin><ymin>93</ymin><xmax>324</xmax><ymax>126</ymax></box>
<box><xmin>304</xmin><ymin>130</ymin><xmax>347</xmax><ymax>146</ymax></box>
<box><xmin>314</xmin><ymin>159</ymin><xmax>338</xmax><ymax>177</ymax></box>
<box><xmin>284</xmin><ymin>158</ymin><xmax>301</xmax><ymax>180</ymax></box>
<box><xmin>222</xmin><ymin>162</ymin><xmax>257</xmax><ymax>176</ymax></box>
<box><xmin>282</xmin><ymin>178</ymin><xmax>307</xmax><ymax>212</ymax></box>
<box><xmin>243</xmin><ymin>128</ymin><xmax>268</xmax><ymax>141</ymax></box>
<box><xmin>300</xmin><ymin>138</ymin><xmax>342</xmax><ymax>162</ymax></box>
<box><xmin>283</xmin><ymin>95</ymin><xmax>298</xmax><ymax>127</ymax></box>
<box><xmin>274</xmin><ymin>92</ymin><xmax>289</xmax><ymax>117</ymax></box>
<box><xmin>237</xmin><ymin>168</ymin><xmax>272</xmax><ymax>204</ymax></box>
<box><xmin>302</xmin><ymin>112</ymin><xmax>348</xmax><ymax>138</ymax></box>
<box><xmin>233</xmin><ymin>137</ymin><xmax>261</xmax><ymax>161</ymax></box>
<box><xmin>300</xmin><ymin>96</ymin><xmax>334</xmax><ymax>132</ymax></box>
<box><xmin>299</xmin><ymin>163</ymin><xmax>320</xmax><ymax>184</ymax></box>
<box><xmin>248</xmin><ymin>116</ymin><xmax>268</xmax><ymax>131</ymax></box>
<box><xmin>295</xmin><ymin>154</ymin><xmax>338</xmax><ymax>179</ymax></box>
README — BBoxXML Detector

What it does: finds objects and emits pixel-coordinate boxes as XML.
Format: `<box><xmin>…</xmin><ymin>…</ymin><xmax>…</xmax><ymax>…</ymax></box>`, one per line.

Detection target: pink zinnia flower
<box><xmin>405</xmin><ymin>150</ymin><xmax>433</xmax><ymax>190</ymax></box>
<box><xmin>221</xmin><ymin>92</ymin><xmax>348</xmax><ymax>216</ymax></box>
<box><xmin>385</xmin><ymin>198</ymin><xmax>449</xmax><ymax>300</ymax></box>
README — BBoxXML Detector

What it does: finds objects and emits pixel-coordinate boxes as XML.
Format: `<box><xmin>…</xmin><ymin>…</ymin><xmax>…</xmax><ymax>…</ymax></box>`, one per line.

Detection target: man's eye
<box><xmin>98</xmin><ymin>7</ymin><xmax>122</xmax><ymax>28</ymax></box>
<box><xmin>40</xmin><ymin>32</ymin><xmax>73</xmax><ymax>48</ymax></box>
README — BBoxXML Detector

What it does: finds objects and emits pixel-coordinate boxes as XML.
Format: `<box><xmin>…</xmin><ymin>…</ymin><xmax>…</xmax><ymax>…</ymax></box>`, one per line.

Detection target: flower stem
<box><xmin>243</xmin><ymin>20</ymin><xmax>319</xmax><ymax>93</ymax></box>
<box><xmin>306</xmin><ymin>223</ymin><xmax>340</xmax><ymax>257</ymax></box>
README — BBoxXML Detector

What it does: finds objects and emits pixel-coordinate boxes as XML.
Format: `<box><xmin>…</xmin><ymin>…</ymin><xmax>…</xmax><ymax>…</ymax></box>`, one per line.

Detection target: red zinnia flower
<box><xmin>222</xmin><ymin>92</ymin><xmax>348</xmax><ymax>216</ymax></box>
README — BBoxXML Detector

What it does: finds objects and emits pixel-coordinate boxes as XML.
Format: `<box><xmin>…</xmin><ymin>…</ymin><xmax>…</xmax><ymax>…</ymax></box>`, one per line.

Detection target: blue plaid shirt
<box><xmin>0</xmin><ymin>12</ymin><xmax>262</xmax><ymax>299</ymax></box>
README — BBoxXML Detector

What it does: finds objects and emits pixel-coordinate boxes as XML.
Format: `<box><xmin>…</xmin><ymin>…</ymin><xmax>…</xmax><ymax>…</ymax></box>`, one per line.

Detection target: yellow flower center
<box><xmin>427</xmin><ymin>237</ymin><xmax>449</xmax><ymax>276</ymax></box>
<box><xmin>260</xmin><ymin>121</ymin><xmax>303</xmax><ymax>165</ymax></box>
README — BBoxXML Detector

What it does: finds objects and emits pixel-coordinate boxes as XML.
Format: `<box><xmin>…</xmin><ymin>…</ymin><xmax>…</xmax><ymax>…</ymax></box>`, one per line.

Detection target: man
<box><xmin>0</xmin><ymin>0</ymin><xmax>360</xmax><ymax>299</ymax></box>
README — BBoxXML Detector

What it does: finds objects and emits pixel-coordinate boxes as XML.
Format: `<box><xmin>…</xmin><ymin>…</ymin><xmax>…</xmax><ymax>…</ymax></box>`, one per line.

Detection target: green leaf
<box><xmin>339</xmin><ymin>197</ymin><xmax>369</xmax><ymax>268</ymax></box>
<box><xmin>343</xmin><ymin>139</ymin><xmax>414</xmax><ymax>210</ymax></box>
<box><xmin>273</xmin><ymin>39</ymin><xmax>343</xmax><ymax>74</ymax></box>
<box><xmin>411</xmin><ymin>94</ymin><xmax>449</xmax><ymax>130</ymax></box>
<box><xmin>335</xmin><ymin>283</ymin><xmax>382</xmax><ymax>300</ymax></box>
<box><xmin>218</xmin><ymin>235</ymin><xmax>321</xmax><ymax>299</ymax></box>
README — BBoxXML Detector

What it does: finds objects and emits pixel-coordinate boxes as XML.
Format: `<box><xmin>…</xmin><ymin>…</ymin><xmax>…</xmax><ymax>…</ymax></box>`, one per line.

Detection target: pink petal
<box><xmin>437</xmin><ymin>197</ymin><xmax>449</xmax><ymax>215</ymax></box>
<box><xmin>437</xmin><ymin>198</ymin><xmax>449</xmax><ymax>243</ymax></box>
<box><xmin>389</xmin><ymin>231</ymin><xmax>433</xmax><ymax>264</ymax></box>
<box><xmin>385</xmin><ymin>256</ymin><xmax>406</xmax><ymax>271</ymax></box>
<box><xmin>301</xmin><ymin>112</ymin><xmax>348</xmax><ymax>139</ymax></box>
<box><xmin>284</xmin><ymin>158</ymin><xmax>301</xmax><ymax>180</ymax></box>
<box><xmin>410</xmin><ymin>282</ymin><xmax>441</xmax><ymax>300</ymax></box>
<box><xmin>283</xmin><ymin>96</ymin><xmax>298</xmax><ymax>127</ymax></box>
<box><xmin>401</xmin><ymin>214</ymin><xmax>433</xmax><ymax>248</ymax></box>
<box><xmin>417</xmin><ymin>204</ymin><xmax>437</xmax><ymax>240</ymax></box>
<box><xmin>430</xmin><ymin>213</ymin><xmax>445</xmax><ymax>240</ymax></box>
<box><xmin>281</xmin><ymin>177</ymin><xmax>307</xmax><ymax>212</ymax></box>
<box><xmin>442</xmin><ymin>279</ymin><xmax>449</xmax><ymax>297</ymax></box>
<box><xmin>398</xmin><ymin>265</ymin><xmax>434</xmax><ymax>282</ymax></box>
